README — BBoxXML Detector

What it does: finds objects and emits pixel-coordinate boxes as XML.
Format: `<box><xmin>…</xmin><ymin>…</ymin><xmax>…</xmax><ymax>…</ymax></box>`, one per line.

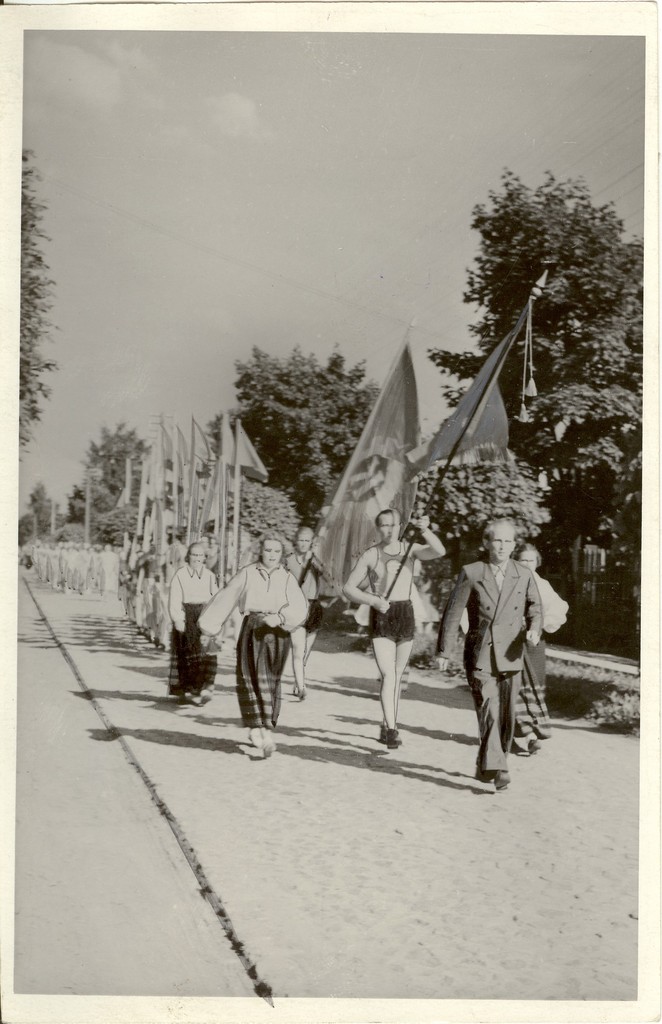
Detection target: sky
<box><xmin>17</xmin><ymin>26</ymin><xmax>645</xmax><ymax>513</ymax></box>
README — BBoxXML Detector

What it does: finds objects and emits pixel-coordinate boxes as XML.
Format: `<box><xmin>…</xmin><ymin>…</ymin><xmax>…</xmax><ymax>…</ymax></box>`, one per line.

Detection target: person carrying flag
<box><xmin>343</xmin><ymin>508</ymin><xmax>445</xmax><ymax>749</ymax></box>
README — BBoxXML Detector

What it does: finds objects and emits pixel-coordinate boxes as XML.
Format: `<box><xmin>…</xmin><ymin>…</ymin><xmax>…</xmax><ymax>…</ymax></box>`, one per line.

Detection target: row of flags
<box><xmin>124</xmin><ymin>272</ymin><xmax>547</xmax><ymax>592</ymax></box>
<box><xmin>124</xmin><ymin>413</ymin><xmax>268</xmax><ymax>576</ymax></box>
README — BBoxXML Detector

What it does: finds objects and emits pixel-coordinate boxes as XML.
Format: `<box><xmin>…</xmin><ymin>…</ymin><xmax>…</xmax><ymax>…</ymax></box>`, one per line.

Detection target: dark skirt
<box><xmin>236</xmin><ymin>613</ymin><xmax>291</xmax><ymax>729</ymax></box>
<box><xmin>304</xmin><ymin>598</ymin><xmax>324</xmax><ymax>633</ymax></box>
<box><xmin>513</xmin><ymin>638</ymin><xmax>552</xmax><ymax>745</ymax></box>
<box><xmin>169</xmin><ymin>602</ymin><xmax>217</xmax><ymax>697</ymax></box>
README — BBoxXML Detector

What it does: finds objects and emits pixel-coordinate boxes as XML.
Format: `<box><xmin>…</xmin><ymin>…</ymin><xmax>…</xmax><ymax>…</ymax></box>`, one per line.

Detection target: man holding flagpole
<box><xmin>436</xmin><ymin>518</ymin><xmax>542</xmax><ymax>792</ymax></box>
<box><xmin>344</xmin><ymin>507</ymin><xmax>445</xmax><ymax>750</ymax></box>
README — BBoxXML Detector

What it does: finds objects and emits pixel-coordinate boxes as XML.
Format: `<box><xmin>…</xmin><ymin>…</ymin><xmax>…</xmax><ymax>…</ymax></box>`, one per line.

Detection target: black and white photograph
<box><xmin>1</xmin><ymin>3</ymin><xmax>658</xmax><ymax>1022</ymax></box>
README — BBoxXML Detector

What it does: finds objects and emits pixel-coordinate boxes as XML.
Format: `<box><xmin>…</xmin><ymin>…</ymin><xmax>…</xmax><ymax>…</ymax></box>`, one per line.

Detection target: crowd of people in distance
<box><xmin>21</xmin><ymin>512</ymin><xmax>568</xmax><ymax>791</ymax></box>
<box><xmin>22</xmin><ymin>539</ymin><xmax>121</xmax><ymax>599</ymax></box>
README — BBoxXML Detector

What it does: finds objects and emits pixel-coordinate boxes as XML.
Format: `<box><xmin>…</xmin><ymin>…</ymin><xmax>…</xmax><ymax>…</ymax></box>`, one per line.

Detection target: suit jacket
<box><xmin>437</xmin><ymin>559</ymin><xmax>542</xmax><ymax>675</ymax></box>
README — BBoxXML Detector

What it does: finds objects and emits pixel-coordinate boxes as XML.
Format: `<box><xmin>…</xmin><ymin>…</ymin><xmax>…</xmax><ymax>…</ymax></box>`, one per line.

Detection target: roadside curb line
<box><xmin>23</xmin><ymin>577</ymin><xmax>276</xmax><ymax>1007</ymax></box>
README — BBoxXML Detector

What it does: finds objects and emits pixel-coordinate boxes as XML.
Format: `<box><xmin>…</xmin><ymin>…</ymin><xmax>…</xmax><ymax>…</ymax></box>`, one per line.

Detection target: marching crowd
<box><xmin>23</xmin><ymin>512</ymin><xmax>568</xmax><ymax>793</ymax></box>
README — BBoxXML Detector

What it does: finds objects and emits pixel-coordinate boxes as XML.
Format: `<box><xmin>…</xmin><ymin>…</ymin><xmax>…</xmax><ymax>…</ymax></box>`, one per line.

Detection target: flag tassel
<box><xmin>387</xmin><ymin>270</ymin><xmax>548</xmax><ymax>599</ymax></box>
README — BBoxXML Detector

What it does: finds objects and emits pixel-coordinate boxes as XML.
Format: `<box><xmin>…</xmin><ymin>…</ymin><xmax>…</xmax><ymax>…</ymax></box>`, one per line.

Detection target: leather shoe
<box><xmin>385</xmin><ymin>728</ymin><xmax>401</xmax><ymax>749</ymax></box>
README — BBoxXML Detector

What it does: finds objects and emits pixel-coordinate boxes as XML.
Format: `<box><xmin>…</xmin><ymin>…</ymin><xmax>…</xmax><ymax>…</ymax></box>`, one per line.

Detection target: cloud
<box><xmin>103</xmin><ymin>39</ymin><xmax>155</xmax><ymax>77</ymax></box>
<box><xmin>24</xmin><ymin>36</ymin><xmax>123</xmax><ymax>111</ymax></box>
<box><xmin>207</xmin><ymin>93</ymin><xmax>274</xmax><ymax>141</ymax></box>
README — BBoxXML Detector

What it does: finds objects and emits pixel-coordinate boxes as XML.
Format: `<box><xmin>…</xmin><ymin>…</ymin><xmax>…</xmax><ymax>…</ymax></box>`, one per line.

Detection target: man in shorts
<box><xmin>344</xmin><ymin>508</ymin><xmax>445</xmax><ymax>749</ymax></box>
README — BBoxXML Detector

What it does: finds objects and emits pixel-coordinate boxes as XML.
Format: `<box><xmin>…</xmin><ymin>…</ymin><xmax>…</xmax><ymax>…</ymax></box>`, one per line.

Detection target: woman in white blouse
<box><xmin>198</xmin><ymin>533</ymin><xmax>308</xmax><ymax>757</ymax></box>
<box><xmin>512</xmin><ymin>543</ymin><xmax>569</xmax><ymax>755</ymax></box>
<box><xmin>168</xmin><ymin>541</ymin><xmax>219</xmax><ymax>706</ymax></box>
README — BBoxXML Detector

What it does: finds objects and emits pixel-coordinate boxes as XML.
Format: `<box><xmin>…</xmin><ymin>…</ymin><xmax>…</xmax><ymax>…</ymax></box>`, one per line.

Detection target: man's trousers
<box><xmin>468</xmin><ymin>669</ymin><xmax>521</xmax><ymax>773</ymax></box>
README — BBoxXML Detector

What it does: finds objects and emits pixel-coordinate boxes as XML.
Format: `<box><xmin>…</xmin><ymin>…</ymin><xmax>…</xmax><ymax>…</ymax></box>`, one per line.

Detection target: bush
<box><xmin>408</xmin><ymin>633</ymin><xmax>465</xmax><ymax>682</ymax></box>
<box><xmin>586</xmin><ymin>688</ymin><xmax>640</xmax><ymax>734</ymax></box>
<box><xmin>409</xmin><ymin>632</ymin><xmax>438</xmax><ymax>670</ymax></box>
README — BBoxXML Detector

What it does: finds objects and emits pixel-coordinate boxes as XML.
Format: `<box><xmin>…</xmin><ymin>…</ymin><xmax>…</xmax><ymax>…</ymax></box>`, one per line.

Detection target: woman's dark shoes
<box><xmin>385</xmin><ymin>728</ymin><xmax>401</xmax><ymax>750</ymax></box>
<box><xmin>378</xmin><ymin>724</ymin><xmax>388</xmax><ymax>745</ymax></box>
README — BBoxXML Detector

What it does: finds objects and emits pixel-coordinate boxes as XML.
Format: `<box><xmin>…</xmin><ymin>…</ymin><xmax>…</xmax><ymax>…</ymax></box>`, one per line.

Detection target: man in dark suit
<box><xmin>436</xmin><ymin>518</ymin><xmax>542</xmax><ymax>792</ymax></box>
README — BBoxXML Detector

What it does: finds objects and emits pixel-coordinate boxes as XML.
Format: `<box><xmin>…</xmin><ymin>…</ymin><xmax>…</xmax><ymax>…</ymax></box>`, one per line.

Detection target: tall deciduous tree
<box><xmin>429</xmin><ymin>170</ymin><xmax>643</xmax><ymax>562</ymax></box>
<box><xmin>66</xmin><ymin>424</ymin><xmax>147</xmax><ymax>539</ymax></box>
<box><xmin>210</xmin><ymin>347</ymin><xmax>379</xmax><ymax>524</ymax></box>
<box><xmin>27</xmin><ymin>481</ymin><xmax>53</xmax><ymax>537</ymax></box>
<box><xmin>20</xmin><ymin>152</ymin><xmax>57</xmax><ymax>447</ymax></box>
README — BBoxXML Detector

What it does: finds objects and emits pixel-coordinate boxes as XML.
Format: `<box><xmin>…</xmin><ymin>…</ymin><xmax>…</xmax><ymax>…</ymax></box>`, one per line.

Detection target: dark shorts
<box><xmin>370</xmin><ymin>600</ymin><xmax>415</xmax><ymax>643</ymax></box>
<box><xmin>304</xmin><ymin>599</ymin><xmax>323</xmax><ymax>633</ymax></box>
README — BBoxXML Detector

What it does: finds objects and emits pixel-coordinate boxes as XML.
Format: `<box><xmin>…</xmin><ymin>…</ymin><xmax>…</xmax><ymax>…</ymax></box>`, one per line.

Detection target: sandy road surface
<box><xmin>14</xmin><ymin>574</ymin><xmax>639</xmax><ymax>1001</ymax></box>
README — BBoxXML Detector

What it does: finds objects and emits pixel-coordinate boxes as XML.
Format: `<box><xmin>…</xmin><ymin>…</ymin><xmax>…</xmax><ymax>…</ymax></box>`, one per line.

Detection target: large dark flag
<box><xmin>406</xmin><ymin>303</ymin><xmax>532</xmax><ymax>476</ymax></box>
<box><xmin>315</xmin><ymin>339</ymin><xmax>420</xmax><ymax>594</ymax></box>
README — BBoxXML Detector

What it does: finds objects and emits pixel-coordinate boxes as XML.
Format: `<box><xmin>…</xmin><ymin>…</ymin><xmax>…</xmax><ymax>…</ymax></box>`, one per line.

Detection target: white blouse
<box><xmin>168</xmin><ymin>565</ymin><xmax>219</xmax><ymax>625</ymax></box>
<box><xmin>198</xmin><ymin>562</ymin><xmax>308</xmax><ymax>636</ymax></box>
<box><xmin>534</xmin><ymin>573</ymin><xmax>569</xmax><ymax>633</ymax></box>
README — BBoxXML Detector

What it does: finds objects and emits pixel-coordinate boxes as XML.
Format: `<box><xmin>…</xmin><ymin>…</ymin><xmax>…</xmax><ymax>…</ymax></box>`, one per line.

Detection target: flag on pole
<box><xmin>406</xmin><ymin>313</ymin><xmax>528</xmax><ymax>476</ymax></box>
<box><xmin>314</xmin><ymin>339</ymin><xmax>420</xmax><ymax>594</ymax></box>
<box><xmin>406</xmin><ymin>272</ymin><xmax>548</xmax><ymax>476</ymax></box>
<box><xmin>187</xmin><ymin>418</ymin><xmax>213</xmax><ymax>542</ymax></box>
<box><xmin>197</xmin><ymin>457</ymin><xmax>221</xmax><ymax>538</ymax></box>
<box><xmin>135</xmin><ymin>455</ymin><xmax>149</xmax><ymax>540</ymax></box>
<box><xmin>232</xmin><ymin>420</ymin><xmax>268</xmax><ymax>483</ymax></box>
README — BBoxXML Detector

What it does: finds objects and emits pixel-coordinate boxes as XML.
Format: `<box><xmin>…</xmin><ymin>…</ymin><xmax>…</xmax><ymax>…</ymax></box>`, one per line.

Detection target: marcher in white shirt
<box><xmin>199</xmin><ymin>533</ymin><xmax>307</xmax><ymax>757</ymax></box>
<box><xmin>168</xmin><ymin>542</ymin><xmax>219</xmax><ymax>706</ymax></box>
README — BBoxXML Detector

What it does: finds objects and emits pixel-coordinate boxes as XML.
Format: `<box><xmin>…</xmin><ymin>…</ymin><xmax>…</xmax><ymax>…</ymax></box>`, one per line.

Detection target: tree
<box><xmin>428</xmin><ymin>171</ymin><xmax>643</xmax><ymax>563</ymax></box>
<box><xmin>94</xmin><ymin>505</ymin><xmax>141</xmax><ymax>547</ymax></box>
<box><xmin>214</xmin><ymin>347</ymin><xmax>379</xmax><ymax>523</ymax></box>
<box><xmin>21</xmin><ymin>151</ymin><xmax>57</xmax><ymax>447</ymax></box>
<box><xmin>66</xmin><ymin>423</ymin><xmax>147</xmax><ymax>541</ymax></box>
<box><xmin>233</xmin><ymin>479</ymin><xmax>300</xmax><ymax>542</ymax></box>
<box><xmin>20</xmin><ymin>485</ymin><xmax>65</xmax><ymax>545</ymax></box>
<box><xmin>85</xmin><ymin>423</ymin><xmax>147</xmax><ymax>514</ymax></box>
<box><xmin>418</xmin><ymin>459</ymin><xmax>550</xmax><ymax>603</ymax></box>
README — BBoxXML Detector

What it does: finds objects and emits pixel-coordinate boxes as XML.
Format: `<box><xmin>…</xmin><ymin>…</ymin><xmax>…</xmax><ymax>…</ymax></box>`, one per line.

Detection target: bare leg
<box><xmin>303</xmin><ymin>631</ymin><xmax>318</xmax><ymax>666</ymax></box>
<box><xmin>372</xmin><ymin>637</ymin><xmax>399</xmax><ymax>730</ymax></box>
<box><xmin>290</xmin><ymin>626</ymin><xmax>307</xmax><ymax>696</ymax></box>
<box><xmin>394</xmin><ymin>640</ymin><xmax>414</xmax><ymax>722</ymax></box>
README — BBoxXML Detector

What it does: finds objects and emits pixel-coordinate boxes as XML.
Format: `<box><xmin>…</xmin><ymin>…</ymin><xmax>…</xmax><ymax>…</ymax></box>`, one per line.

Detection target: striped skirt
<box><xmin>513</xmin><ymin>638</ymin><xmax>552</xmax><ymax>750</ymax></box>
<box><xmin>169</xmin><ymin>602</ymin><xmax>217</xmax><ymax>697</ymax></box>
<box><xmin>236</xmin><ymin>613</ymin><xmax>290</xmax><ymax>729</ymax></box>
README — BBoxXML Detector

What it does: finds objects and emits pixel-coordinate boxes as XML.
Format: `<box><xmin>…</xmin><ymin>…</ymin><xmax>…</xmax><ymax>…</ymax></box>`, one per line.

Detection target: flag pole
<box><xmin>385</xmin><ymin>276</ymin><xmax>546</xmax><ymax>599</ymax></box>
<box><xmin>218</xmin><ymin>456</ymin><xmax>227</xmax><ymax>585</ymax></box>
<box><xmin>231</xmin><ymin>418</ymin><xmax>242</xmax><ymax>575</ymax></box>
<box><xmin>186</xmin><ymin>417</ymin><xmax>195</xmax><ymax>545</ymax></box>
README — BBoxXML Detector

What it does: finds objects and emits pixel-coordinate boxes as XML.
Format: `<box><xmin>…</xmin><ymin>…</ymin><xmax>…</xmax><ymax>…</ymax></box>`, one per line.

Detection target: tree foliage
<box><xmin>21</xmin><ymin>152</ymin><xmax>57</xmax><ymax>447</ymax></box>
<box><xmin>216</xmin><ymin>346</ymin><xmax>379</xmax><ymax>523</ymax></box>
<box><xmin>429</xmin><ymin>171</ymin><xmax>643</xmax><ymax>560</ymax></box>
<box><xmin>28</xmin><ymin>481</ymin><xmax>53</xmax><ymax>537</ymax></box>
<box><xmin>232</xmin><ymin>479</ymin><xmax>301</xmax><ymax>542</ymax></box>
<box><xmin>66</xmin><ymin>423</ymin><xmax>147</xmax><ymax>541</ymax></box>
<box><xmin>419</xmin><ymin>459</ymin><xmax>550</xmax><ymax>599</ymax></box>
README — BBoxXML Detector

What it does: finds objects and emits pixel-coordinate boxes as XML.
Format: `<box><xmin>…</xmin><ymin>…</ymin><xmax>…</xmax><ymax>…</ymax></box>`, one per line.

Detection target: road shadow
<box><xmin>87</xmin><ymin>725</ymin><xmax>247</xmax><ymax>756</ymax></box>
<box><xmin>86</xmin><ymin>714</ymin><xmax>487</xmax><ymax>792</ymax></box>
<box><xmin>332</xmin><ymin>713</ymin><xmax>478</xmax><ymax>748</ymax></box>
